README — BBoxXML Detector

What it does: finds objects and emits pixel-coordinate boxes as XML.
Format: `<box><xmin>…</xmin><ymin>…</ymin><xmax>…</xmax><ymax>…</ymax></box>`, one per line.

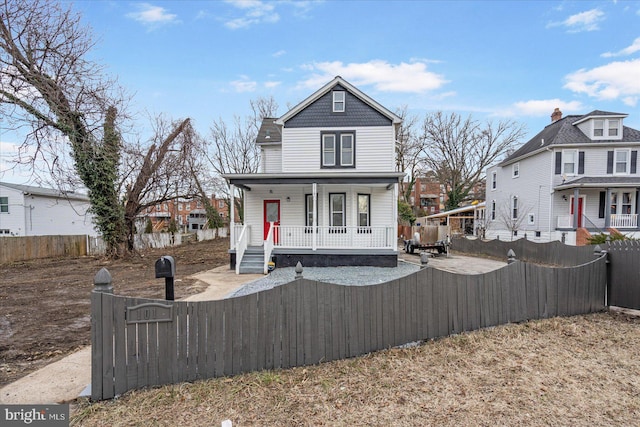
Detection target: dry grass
<box><xmin>71</xmin><ymin>312</ymin><xmax>640</xmax><ymax>426</ymax></box>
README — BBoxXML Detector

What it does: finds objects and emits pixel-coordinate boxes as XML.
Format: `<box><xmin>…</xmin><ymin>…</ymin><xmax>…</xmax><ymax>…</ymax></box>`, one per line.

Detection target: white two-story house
<box><xmin>224</xmin><ymin>76</ymin><xmax>404</xmax><ymax>273</ymax></box>
<box><xmin>485</xmin><ymin>109</ymin><xmax>640</xmax><ymax>245</ymax></box>
<box><xmin>0</xmin><ymin>182</ymin><xmax>97</xmax><ymax>236</ymax></box>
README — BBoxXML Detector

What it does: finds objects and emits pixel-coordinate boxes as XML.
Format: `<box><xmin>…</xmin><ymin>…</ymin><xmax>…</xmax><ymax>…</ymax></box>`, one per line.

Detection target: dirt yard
<box><xmin>0</xmin><ymin>238</ymin><xmax>230</xmax><ymax>387</ymax></box>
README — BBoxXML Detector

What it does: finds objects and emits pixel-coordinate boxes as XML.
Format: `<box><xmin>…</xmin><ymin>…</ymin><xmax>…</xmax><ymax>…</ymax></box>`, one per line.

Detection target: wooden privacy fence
<box><xmin>91</xmin><ymin>255</ymin><xmax>607</xmax><ymax>400</ymax></box>
<box><xmin>452</xmin><ymin>237</ymin><xmax>595</xmax><ymax>266</ymax></box>
<box><xmin>605</xmin><ymin>240</ymin><xmax>640</xmax><ymax>310</ymax></box>
<box><xmin>0</xmin><ymin>235</ymin><xmax>88</xmax><ymax>264</ymax></box>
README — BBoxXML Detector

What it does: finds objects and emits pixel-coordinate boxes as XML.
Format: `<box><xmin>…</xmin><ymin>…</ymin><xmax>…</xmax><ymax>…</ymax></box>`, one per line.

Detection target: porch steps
<box><xmin>239</xmin><ymin>246</ymin><xmax>264</xmax><ymax>274</ymax></box>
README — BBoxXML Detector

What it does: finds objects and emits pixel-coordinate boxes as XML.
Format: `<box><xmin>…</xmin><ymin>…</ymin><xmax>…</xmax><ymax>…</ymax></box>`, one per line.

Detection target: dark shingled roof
<box><xmin>555</xmin><ymin>176</ymin><xmax>640</xmax><ymax>190</ymax></box>
<box><xmin>256</xmin><ymin>118</ymin><xmax>282</xmax><ymax>144</ymax></box>
<box><xmin>501</xmin><ymin>111</ymin><xmax>640</xmax><ymax>165</ymax></box>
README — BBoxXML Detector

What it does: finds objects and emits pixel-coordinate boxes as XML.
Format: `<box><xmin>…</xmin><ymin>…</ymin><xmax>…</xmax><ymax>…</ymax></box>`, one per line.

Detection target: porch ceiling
<box><xmin>224</xmin><ymin>172</ymin><xmax>405</xmax><ymax>190</ymax></box>
<box><xmin>555</xmin><ymin>176</ymin><xmax>640</xmax><ymax>190</ymax></box>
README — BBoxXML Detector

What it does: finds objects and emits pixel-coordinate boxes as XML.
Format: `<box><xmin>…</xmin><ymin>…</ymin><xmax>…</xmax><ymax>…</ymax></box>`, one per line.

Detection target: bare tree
<box><xmin>394</xmin><ymin>105</ymin><xmax>424</xmax><ymax>204</ymax></box>
<box><xmin>206</xmin><ymin>96</ymin><xmax>278</xmax><ymax>221</ymax></box>
<box><xmin>0</xmin><ymin>0</ymin><xmax>132</xmax><ymax>254</ymax></box>
<box><xmin>121</xmin><ymin>116</ymin><xmax>200</xmax><ymax>250</ymax></box>
<box><xmin>420</xmin><ymin>112</ymin><xmax>526</xmax><ymax>210</ymax></box>
<box><xmin>498</xmin><ymin>195</ymin><xmax>533</xmax><ymax>241</ymax></box>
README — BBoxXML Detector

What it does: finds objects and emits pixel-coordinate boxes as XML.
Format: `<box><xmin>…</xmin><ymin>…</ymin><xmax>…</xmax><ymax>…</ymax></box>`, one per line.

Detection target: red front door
<box><xmin>264</xmin><ymin>200</ymin><xmax>280</xmax><ymax>243</ymax></box>
<box><xmin>570</xmin><ymin>196</ymin><xmax>584</xmax><ymax>227</ymax></box>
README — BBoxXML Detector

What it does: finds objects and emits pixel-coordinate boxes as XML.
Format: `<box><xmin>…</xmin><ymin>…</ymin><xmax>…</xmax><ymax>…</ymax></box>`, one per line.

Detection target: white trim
<box><xmin>614</xmin><ymin>149</ymin><xmax>631</xmax><ymax>175</ymax></box>
<box><xmin>512</xmin><ymin>163</ymin><xmax>519</xmax><ymax>178</ymax></box>
<box><xmin>333</xmin><ymin>90</ymin><xmax>345</xmax><ymax>112</ymax></box>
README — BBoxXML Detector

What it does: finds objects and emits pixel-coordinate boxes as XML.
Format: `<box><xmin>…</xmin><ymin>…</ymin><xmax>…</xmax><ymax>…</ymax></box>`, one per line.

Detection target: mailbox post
<box><xmin>155</xmin><ymin>256</ymin><xmax>176</xmax><ymax>301</ymax></box>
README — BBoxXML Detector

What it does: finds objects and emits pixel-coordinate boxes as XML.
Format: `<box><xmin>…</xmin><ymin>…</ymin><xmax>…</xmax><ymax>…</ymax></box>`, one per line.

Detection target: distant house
<box><xmin>406</xmin><ymin>174</ymin><xmax>445</xmax><ymax>215</ymax></box>
<box><xmin>0</xmin><ymin>182</ymin><xmax>96</xmax><ymax>236</ymax></box>
<box><xmin>138</xmin><ymin>196</ymin><xmax>235</xmax><ymax>233</ymax></box>
<box><xmin>224</xmin><ymin>76</ymin><xmax>404</xmax><ymax>273</ymax></box>
<box><xmin>485</xmin><ymin>109</ymin><xmax>640</xmax><ymax>244</ymax></box>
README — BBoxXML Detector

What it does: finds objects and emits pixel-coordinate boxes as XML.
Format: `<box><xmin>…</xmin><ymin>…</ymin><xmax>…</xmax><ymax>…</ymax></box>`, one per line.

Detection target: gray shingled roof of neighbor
<box><xmin>500</xmin><ymin>111</ymin><xmax>640</xmax><ymax>166</ymax></box>
<box><xmin>0</xmin><ymin>182</ymin><xmax>90</xmax><ymax>201</ymax></box>
<box><xmin>256</xmin><ymin>118</ymin><xmax>282</xmax><ymax>144</ymax></box>
<box><xmin>555</xmin><ymin>176</ymin><xmax>640</xmax><ymax>190</ymax></box>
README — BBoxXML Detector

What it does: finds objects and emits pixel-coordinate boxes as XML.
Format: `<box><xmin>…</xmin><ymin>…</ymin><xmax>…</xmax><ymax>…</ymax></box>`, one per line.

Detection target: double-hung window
<box><xmin>512</xmin><ymin>196</ymin><xmax>518</xmax><ymax>219</ymax></box>
<box><xmin>491</xmin><ymin>172</ymin><xmax>497</xmax><ymax>190</ymax></box>
<box><xmin>322</xmin><ymin>134</ymin><xmax>336</xmax><ymax>166</ymax></box>
<box><xmin>615</xmin><ymin>150</ymin><xmax>629</xmax><ymax>174</ymax></box>
<box><xmin>321</xmin><ymin>131</ymin><xmax>355</xmax><ymax>168</ymax></box>
<box><xmin>329</xmin><ymin>193</ymin><xmax>346</xmax><ymax>231</ymax></box>
<box><xmin>594</xmin><ymin>120</ymin><xmax>604</xmax><ymax>137</ymax></box>
<box><xmin>341</xmin><ymin>134</ymin><xmax>354</xmax><ymax>166</ymax></box>
<box><xmin>512</xmin><ymin>163</ymin><xmax>519</xmax><ymax>178</ymax></box>
<box><xmin>357</xmin><ymin>194</ymin><xmax>370</xmax><ymax>231</ymax></box>
<box><xmin>333</xmin><ymin>91</ymin><xmax>345</xmax><ymax>112</ymax></box>
<box><xmin>304</xmin><ymin>194</ymin><xmax>318</xmax><ymax>232</ymax></box>
<box><xmin>563</xmin><ymin>150</ymin><xmax>577</xmax><ymax>174</ymax></box>
<box><xmin>491</xmin><ymin>200</ymin><xmax>496</xmax><ymax>221</ymax></box>
<box><xmin>0</xmin><ymin>197</ymin><xmax>8</xmax><ymax>213</ymax></box>
<box><xmin>609</xmin><ymin>120</ymin><xmax>619</xmax><ymax>137</ymax></box>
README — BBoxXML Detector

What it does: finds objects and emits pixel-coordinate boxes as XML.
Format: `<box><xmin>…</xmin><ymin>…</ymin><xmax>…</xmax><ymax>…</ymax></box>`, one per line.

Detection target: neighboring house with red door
<box><xmin>485</xmin><ymin>108</ymin><xmax>640</xmax><ymax>245</ymax></box>
<box><xmin>223</xmin><ymin>76</ymin><xmax>404</xmax><ymax>273</ymax></box>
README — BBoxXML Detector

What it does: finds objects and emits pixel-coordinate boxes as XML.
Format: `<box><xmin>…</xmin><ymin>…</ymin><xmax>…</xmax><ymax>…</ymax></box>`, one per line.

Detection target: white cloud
<box><xmin>272</xmin><ymin>50</ymin><xmax>286</xmax><ymax>58</ymax></box>
<box><xmin>547</xmin><ymin>8</ymin><xmax>604</xmax><ymax>33</ymax></box>
<box><xmin>601</xmin><ymin>37</ymin><xmax>640</xmax><ymax>58</ymax></box>
<box><xmin>126</xmin><ymin>3</ymin><xmax>179</xmax><ymax>28</ymax></box>
<box><xmin>224</xmin><ymin>0</ymin><xmax>279</xmax><ymax>29</ymax></box>
<box><xmin>298</xmin><ymin>60</ymin><xmax>448</xmax><ymax>93</ymax></box>
<box><xmin>512</xmin><ymin>99</ymin><xmax>585</xmax><ymax>116</ymax></box>
<box><xmin>264</xmin><ymin>81</ymin><xmax>281</xmax><ymax>89</ymax></box>
<box><xmin>230</xmin><ymin>76</ymin><xmax>257</xmax><ymax>92</ymax></box>
<box><xmin>564</xmin><ymin>59</ymin><xmax>640</xmax><ymax>106</ymax></box>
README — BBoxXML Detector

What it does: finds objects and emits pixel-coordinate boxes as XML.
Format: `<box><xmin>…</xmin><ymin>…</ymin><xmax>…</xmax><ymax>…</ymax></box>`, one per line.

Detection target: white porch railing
<box><xmin>557</xmin><ymin>214</ymin><xmax>638</xmax><ymax>229</ymax></box>
<box><xmin>273</xmin><ymin>226</ymin><xmax>395</xmax><ymax>249</ymax></box>
<box><xmin>611</xmin><ymin>214</ymin><xmax>638</xmax><ymax>228</ymax></box>
<box><xmin>235</xmin><ymin>225</ymin><xmax>250</xmax><ymax>275</ymax></box>
<box><xmin>264</xmin><ymin>222</ymin><xmax>275</xmax><ymax>274</ymax></box>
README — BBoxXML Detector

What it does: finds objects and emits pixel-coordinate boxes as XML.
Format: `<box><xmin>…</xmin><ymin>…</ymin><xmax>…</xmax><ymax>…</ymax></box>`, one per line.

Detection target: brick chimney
<box><xmin>551</xmin><ymin>107</ymin><xmax>562</xmax><ymax>123</ymax></box>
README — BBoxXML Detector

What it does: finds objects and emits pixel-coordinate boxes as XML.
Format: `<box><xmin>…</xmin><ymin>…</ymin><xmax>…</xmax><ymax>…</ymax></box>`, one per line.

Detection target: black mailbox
<box><xmin>155</xmin><ymin>256</ymin><xmax>175</xmax><ymax>278</ymax></box>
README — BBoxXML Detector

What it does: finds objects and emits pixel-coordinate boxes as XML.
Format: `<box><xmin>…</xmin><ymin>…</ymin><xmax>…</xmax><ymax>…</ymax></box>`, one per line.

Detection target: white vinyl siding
<box><xmin>261</xmin><ymin>146</ymin><xmax>282</xmax><ymax>173</ymax></box>
<box><xmin>281</xmin><ymin>126</ymin><xmax>395</xmax><ymax>173</ymax></box>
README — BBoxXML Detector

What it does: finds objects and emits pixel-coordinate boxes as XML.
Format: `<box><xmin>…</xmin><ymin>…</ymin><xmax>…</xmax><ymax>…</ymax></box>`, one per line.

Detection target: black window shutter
<box><xmin>607</xmin><ymin>151</ymin><xmax>614</xmax><ymax>174</ymax></box>
<box><xmin>598</xmin><ymin>191</ymin><xmax>605</xmax><ymax>218</ymax></box>
<box><xmin>578</xmin><ymin>151</ymin><xmax>585</xmax><ymax>174</ymax></box>
<box><xmin>631</xmin><ymin>151</ymin><xmax>637</xmax><ymax>174</ymax></box>
<box><xmin>555</xmin><ymin>152</ymin><xmax>562</xmax><ymax>175</ymax></box>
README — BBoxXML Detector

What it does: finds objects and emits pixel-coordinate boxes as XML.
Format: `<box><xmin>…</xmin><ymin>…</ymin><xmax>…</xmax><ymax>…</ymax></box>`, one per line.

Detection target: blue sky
<box><xmin>2</xmin><ymin>0</ymin><xmax>640</xmax><ymax>183</ymax></box>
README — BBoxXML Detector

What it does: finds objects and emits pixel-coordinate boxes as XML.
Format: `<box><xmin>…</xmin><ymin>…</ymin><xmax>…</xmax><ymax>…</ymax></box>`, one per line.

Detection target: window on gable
<box><xmin>512</xmin><ymin>163</ymin><xmax>519</xmax><ymax>178</ymax></box>
<box><xmin>329</xmin><ymin>193</ymin><xmax>346</xmax><ymax>228</ymax></box>
<box><xmin>491</xmin><ymin>172</ymin><xmax>497</xmax><ymax>190</ymax></box>
<box><xmin>615</xmin><ymin>150</ymin><xmax>629</xmax><ymax>174</ymax></box>
<box><xmin>321</xmin><ymin>131</ymin><xmax>355</xmax><ymax>168</ymax></box>
<box><xmin>358</xmin><ymin>194</ymin><xmax>370</xmax><ymax>228</ymax></box>
<box><xmin>333</xmin><ymin>91</ymin><xmax>345</xmax><ymax>112</ymax></box>
<box><xmin>563</xmin><ymin>149</ymin><xmax>577</xmax><ymax>174</ymax></box>
<box><xmin>0</xmin><ymin>197</ymin><xmax>8</xmax><ymax>213</ymax></box>
<box><xmin>322</xmin><ymin>134</ymin><xmax>336</xmax><ymax>166</ymax></box>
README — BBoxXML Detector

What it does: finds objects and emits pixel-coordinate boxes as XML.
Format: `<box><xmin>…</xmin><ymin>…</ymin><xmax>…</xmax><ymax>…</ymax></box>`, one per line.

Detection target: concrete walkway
<box><xmin>0</xmin><ymin>255</ymin><xmax>505</xmax><ymax>405</ymax></box>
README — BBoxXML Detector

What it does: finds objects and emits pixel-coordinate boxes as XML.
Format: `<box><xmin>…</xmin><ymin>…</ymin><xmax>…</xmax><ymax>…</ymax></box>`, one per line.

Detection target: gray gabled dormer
<box><xmin>573</xmin><ymin>110</ymin><xmax>627</xmax><ymax>141</ymax></box>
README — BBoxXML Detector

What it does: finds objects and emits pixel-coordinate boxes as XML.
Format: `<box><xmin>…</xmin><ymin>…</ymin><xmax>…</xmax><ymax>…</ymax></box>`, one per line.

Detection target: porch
<box><xmin>556</xmin><ymin>213</ymin><xmax>638</xmax><ymax>229</ymax></box>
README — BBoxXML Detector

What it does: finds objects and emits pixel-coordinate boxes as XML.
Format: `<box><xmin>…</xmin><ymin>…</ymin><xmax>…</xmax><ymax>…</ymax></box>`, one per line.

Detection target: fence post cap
<box><xmin>507</xmin><ymin>249</ymin><xmax>516</xmax><ymax>264</ymax></box>
<box><xmin>94</xmin><ymin>267</ymin><xmax>113</xmax><ymax>293</ymax></box>
<box><xmin>593</xmin><ymin>244</ymin><xmax>602</xmax><ymax>255</ymax></box>
<box><xmin>295</xmin><ymin>261</ymin><xmax>303</xmax><ymax>279</ymax></box>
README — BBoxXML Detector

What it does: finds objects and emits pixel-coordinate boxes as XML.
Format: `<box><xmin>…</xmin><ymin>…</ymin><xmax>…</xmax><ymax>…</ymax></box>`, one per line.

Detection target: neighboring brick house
<box><xmin>407</xmin><ymin>174</ymin><xmax>445</xmax><ymax>215</ymax></box>
<box><xmin>140</xmin><ymin>196</ymin><xmax>233</xmax><ymax>232</ymax></box>
<box><xmin>485</xmin><ymin>108</ymin><xmax>640</xmax><ymax>244</ymax></box>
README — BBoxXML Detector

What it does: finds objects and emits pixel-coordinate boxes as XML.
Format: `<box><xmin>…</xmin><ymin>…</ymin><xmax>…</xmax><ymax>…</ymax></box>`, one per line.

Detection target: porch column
<box><xmin>604</xmin><ymin>187</ymin><xmax>611</xmax><ymax>229</ymax></box>
<box><xmin>572</xmin><ymin>188</ymin><xmax>580</xmax><ymax>230</ymax></box>
<box><xmin>230</xmin><ymin>184</ymin><xmax>236</xmax><ymax>249</ymax></box>
<box><xmin>312</xmin><ymin>182</ymin><xmax>317</xmax><ymax>251</ymax></box>
<box><xmin>636</xmin><ymin>188</ymin><xmax>640</xmax><ymax>230</ymax></box>
<box><xmin>393</xmin><ymin>182</ymin><xmax>398</xmax><ymax>248</ymax></box>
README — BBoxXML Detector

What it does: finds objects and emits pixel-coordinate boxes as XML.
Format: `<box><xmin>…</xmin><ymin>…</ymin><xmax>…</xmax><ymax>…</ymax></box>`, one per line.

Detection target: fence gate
<box><xmin>606</xmin><ymin>241</ymin><xmax>640</xmax><ymax>310</ymax></box>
